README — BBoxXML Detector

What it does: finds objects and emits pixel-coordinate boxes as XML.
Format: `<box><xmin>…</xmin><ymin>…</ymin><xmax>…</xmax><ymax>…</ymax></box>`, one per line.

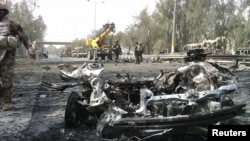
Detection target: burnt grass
<box><xmin>0</xmin><ymin>58</ymin><xmax>250</xmax><ymax>141</ymax></box>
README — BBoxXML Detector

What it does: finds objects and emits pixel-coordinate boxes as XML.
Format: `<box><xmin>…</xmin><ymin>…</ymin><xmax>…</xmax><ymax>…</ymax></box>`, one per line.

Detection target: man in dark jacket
<box><xmin>138</xmin><ymin>42</ymin><xmax>144</xmax><ymax>63</ymax></box>
<box><xmin>112</xmin><ymin>40</ymin><xmax>121</xmax><ymax>61</ymax></box>
<box><xmin>0</xmin><ymin>2</ymin><xmax>36</xmax><ymax>111</ymax></box>
<box><xmin>134</xmin><ymin>42</ymin><xmax>144</xmax><ymax>64</ymax></box>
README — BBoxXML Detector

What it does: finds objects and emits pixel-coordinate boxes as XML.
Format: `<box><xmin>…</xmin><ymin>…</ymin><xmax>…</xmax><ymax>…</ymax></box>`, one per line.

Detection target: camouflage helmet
<box><xmin>0</xmin><ymin>2</ymin><xmax>9</xmax><ymax>14</ymax></box>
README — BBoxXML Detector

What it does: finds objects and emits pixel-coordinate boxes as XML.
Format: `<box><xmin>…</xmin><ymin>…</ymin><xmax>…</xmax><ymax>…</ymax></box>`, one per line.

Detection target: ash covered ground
<box><xmin>0</xmin><ymin>57</ymin><xmax>250</xmax><ymax>141</ymax></box>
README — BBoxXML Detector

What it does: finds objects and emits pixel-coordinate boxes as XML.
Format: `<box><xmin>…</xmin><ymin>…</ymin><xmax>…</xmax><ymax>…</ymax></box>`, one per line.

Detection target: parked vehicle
<box><xmin>71</xmin><ymin>47</ymin><xmax>87</xmax><ymax>58</ymax></box>
<box><xmin>60</xmin><ymin>47</ymin><xmax>72</xmax><ymax>58</ymax></box>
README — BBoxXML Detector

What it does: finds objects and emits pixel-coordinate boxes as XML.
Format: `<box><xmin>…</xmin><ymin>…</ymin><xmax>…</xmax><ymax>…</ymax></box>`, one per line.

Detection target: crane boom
<box><xmin>86</xmin><ymin>23</ymin><xmax>115</xmax><ymax>60</ymax></box>
<box><xmin>86</xmin><ymin>23</ymin><xmax>115</xmax><ymax>49</ymax></box>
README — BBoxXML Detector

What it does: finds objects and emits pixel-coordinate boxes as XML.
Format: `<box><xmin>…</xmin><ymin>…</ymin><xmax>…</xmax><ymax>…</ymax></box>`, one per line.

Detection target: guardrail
<box><xmin>142</xmin><ymin>54</ymin><xmax>250</xmax><ymax>61</ymax></box>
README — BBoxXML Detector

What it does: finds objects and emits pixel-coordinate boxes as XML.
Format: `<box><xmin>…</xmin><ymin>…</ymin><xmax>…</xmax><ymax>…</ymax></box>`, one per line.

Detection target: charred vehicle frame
<box><xmin>41</xmin><ymin>49</ymin><xmax>246</xmax><ymax>140</ymax></box>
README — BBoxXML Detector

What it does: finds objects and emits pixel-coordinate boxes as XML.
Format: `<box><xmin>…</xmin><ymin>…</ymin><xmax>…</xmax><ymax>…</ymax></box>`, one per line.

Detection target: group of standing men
<box><xmin>111</xmin><ymin>40</ymin><xmax>144</xmax><ymax>64</ymax></box>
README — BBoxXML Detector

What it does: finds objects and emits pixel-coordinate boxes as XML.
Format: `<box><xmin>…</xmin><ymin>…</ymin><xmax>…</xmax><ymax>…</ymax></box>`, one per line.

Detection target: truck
<box><xmin>183</xmin><ymin>36</ymin><xmax>227</xmax><ymax>55</ymax></box>
<box><xmin>60</xmin><ymin>47</ymin><xmax>72</xmax><ymax>58</ymax></box>
<box><xmin>85</xmin><ymin>23</ymin><xmax>115</xmax><ymax>60</ymax></box>
<box><xmin>71</xmin><ymin>47</ymin><xmax>87</xmax><ymax>58</ymax></box>
<box><xmin>202</xmin><ymin>36</ymin><xmax>226</xmax><ymax>54</ymax></box>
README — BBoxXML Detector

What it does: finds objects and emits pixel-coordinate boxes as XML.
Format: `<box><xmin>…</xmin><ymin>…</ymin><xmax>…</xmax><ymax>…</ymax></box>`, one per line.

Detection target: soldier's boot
<box><xmin>2</xmin><ymin>89</ymin><xmax>13</xmax><ymax>111</ymax></box>
<box><xmin>0</xmin><ymin>97</ymin><xmax>2</xmax><ymax>107</ymax></box>
<box><xmin>2</xmin><ymin>102</ymin><xmax>12</xmax><ymax>111</ymax></box>
<box><xmin>0</xmin><ymin>82</ymin><xmax>2</xmax><ymax>107</ymax></box>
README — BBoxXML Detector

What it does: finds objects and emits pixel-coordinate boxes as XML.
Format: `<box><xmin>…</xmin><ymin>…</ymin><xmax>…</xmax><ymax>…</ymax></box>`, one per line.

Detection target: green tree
<box><xmin>8</xmin><ymin>0</ymin><xmax>46</xmax><ymax>42</ymax></box>
<box><xmin>124</xmin><ymin>23</ymin><xmax>138</xmax><ymax>54</ymax></box>
<box><xmin>150</xmin><ymin>0</ymin><xmax>172</xmax><ymax>53</ymax></box>
<box><xmin>136</xmin><ymin>9</ymin><xmax>154</xmax><ymax>54</ymax></box>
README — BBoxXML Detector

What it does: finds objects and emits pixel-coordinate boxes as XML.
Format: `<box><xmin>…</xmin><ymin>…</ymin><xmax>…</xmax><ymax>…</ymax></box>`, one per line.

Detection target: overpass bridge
<box><xmin>35</xmin><ymin>41</ymin><xmax>71</xmax><ymax>46</ymax></box>
<box><xmin>32</xmin><ymin>41</ymin><xmax>72</xmax><ymax>59</ymax></box>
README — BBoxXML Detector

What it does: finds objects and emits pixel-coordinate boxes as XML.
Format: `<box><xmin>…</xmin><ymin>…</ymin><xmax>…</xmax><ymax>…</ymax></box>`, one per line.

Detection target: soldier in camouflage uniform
<box><xmin>0</xmin><ymin>2</ymin><xmax>36</xmax><ymax>111</ymax></box>
<box><xmin>138</xmin><ymin>42</ymin><xmax>144</xmax><ymax>63</ymax></box>
<box><xmin>134</xmin><ymin>42</ymin><xmax>140</xmax><ymax>64</ymax></box>
<box><xmin>134</xmin><ymin>42</ymin><xmax>144</xmax><ymax>64</ymax></box>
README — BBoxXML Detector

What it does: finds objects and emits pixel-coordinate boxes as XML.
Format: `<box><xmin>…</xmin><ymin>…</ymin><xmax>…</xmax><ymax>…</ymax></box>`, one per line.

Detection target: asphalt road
<box><xmin>0</xmin><ymin>57</ymin><xmax>249</xmax><ymax>141</ymax></box>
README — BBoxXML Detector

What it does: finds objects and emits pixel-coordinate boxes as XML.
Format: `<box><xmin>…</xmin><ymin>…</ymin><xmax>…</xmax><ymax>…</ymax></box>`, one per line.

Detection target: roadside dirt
<box><xmin>0</xmin><ymin>58</ymin><xmax>249</xmax><ymax>141</ymax></box>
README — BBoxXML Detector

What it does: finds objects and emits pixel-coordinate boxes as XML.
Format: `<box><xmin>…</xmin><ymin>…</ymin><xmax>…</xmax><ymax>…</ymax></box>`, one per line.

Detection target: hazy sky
<box><xmin>33</xmin><ymin>0</ymin><xmax>157</xmax><ymax>42</ymax></box>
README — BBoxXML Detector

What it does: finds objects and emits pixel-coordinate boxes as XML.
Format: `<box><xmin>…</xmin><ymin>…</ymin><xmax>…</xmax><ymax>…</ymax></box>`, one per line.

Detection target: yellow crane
<box><xmin>86</xmin><ymin>23</ymin><xmax>115</xmax><ymax>60</ymax></box>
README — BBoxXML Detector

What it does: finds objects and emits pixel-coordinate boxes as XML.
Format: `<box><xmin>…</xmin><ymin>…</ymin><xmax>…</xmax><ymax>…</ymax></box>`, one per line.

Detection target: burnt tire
<box><xmin>65</xmin><ymin>92</ymin><xmax>81</xmax><ymax>128</ymax></box>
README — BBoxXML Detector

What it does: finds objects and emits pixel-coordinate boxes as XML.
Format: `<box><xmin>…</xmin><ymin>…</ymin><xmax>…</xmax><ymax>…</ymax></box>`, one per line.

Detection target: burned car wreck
<box><xmin>41</xmin><ymin>49</ymin><xmax>246</xmax><ymax>140</ymax></box>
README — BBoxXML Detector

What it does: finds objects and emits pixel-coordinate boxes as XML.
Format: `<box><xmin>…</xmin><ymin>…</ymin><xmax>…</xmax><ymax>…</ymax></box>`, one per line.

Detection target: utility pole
<box><xmin>87</xmin><ymin>0</ymin><xmax>104</xmax><ymax>31</ymax></box>
<box><xmin>171</xmin><ymin>0</ymin><xmax>176</xmax><ymax>55</ymax></box>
